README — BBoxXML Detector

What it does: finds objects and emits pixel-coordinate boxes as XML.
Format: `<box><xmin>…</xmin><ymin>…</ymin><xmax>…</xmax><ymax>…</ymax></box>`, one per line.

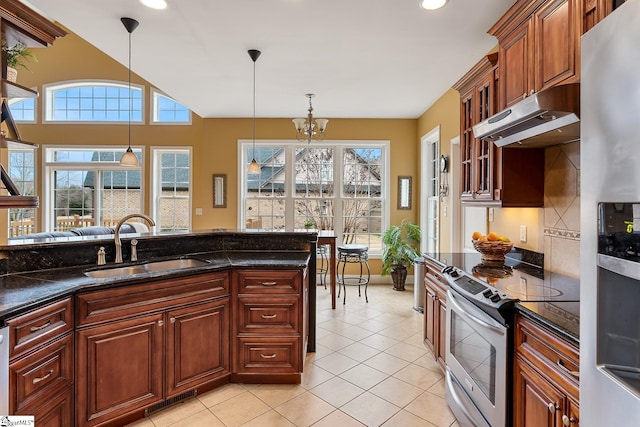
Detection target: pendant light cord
<box><xmin>128</xmin><ymin>30</ymin><xmax>132</xmax><ymax>150</ymax></box>
<box><xmin>252</xmin><ymin>57</ymin><xmax>256</xmax><ymax>153</ymax></box>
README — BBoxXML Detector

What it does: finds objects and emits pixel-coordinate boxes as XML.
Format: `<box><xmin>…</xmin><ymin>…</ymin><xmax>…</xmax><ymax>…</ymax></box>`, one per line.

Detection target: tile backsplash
<box><xmin>543</xmin><ymin>141</ymin><xmax>580</xmax><ymax>278</ymax></box>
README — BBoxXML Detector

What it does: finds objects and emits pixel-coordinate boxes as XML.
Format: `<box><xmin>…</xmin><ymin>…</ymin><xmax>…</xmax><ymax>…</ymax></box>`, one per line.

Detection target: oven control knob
<box><xmin>482</xmin><ymin>289</ymin><xmax>493</xmax><ymax>298</ymax></box>
<box><xmin>450</xmin><ymin>270</ymin><xmax>459</xmax><ymax>278</ymax></box>
<box><xmin>490</xmin><ymin>293</ymin><xmax>502</xmax><ymax>303</ymax></box>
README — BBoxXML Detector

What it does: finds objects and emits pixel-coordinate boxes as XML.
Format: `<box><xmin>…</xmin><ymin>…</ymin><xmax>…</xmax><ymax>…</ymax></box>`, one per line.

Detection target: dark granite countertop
<box><xmin>423</xmin><ymin>252</ymin><xmax>580</xmax><ymax>343</ymax></box>
<box><xmin>0</xmin><ymin>249</ymin><xmax>311</xmax><ymax>323</ymax></box>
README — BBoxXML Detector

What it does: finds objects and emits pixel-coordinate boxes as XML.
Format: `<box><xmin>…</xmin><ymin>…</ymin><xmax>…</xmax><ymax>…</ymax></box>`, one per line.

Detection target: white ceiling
<box><xmin>21</xmin><ymin>0</ymin><xmax>512</xmax><ymax>119</ymax></box>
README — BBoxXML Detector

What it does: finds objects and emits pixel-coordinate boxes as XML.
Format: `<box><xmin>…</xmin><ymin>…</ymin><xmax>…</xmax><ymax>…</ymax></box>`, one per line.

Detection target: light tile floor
<box><xmin>126</xmin><ymin>281</ymin><xmax>461</xmax><ymax>427</ymax></box>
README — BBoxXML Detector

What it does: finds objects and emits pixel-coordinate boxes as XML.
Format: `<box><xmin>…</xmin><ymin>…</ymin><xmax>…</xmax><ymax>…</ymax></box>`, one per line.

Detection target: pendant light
<box><xmin>120</xmin><ymin>17</ymin><xmax>140</xmax><ymax>167</ymax></box>
<box><xmin>247</xmin><ymin>49</ymin><xmax>261</xmax><ymax>174</ymax></box>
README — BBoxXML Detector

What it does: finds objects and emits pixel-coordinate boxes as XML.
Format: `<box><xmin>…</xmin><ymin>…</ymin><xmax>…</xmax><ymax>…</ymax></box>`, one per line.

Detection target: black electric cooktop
<box><xmin>425</xmin><ymin>251</ymin><xmax>580</xmax><ymax>303</ymax></box>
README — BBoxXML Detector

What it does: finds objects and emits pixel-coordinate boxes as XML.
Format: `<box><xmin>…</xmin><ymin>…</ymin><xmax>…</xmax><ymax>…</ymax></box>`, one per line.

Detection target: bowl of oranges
<box><xmin>471</xmin><ymin>231</ymin><xmax>513</xmax><ymax>261</ymax></box>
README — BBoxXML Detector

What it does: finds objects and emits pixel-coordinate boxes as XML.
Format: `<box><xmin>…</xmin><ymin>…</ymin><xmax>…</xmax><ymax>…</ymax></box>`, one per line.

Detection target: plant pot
<box><xmin>391</xmin><ymin>265</ymin><xmax>407</xmax><ymax>291</ymax></box>
<box><xmin>6</xmin><ymin>66</ymin><xmax>17</xmax><ymax>83</ymax></box>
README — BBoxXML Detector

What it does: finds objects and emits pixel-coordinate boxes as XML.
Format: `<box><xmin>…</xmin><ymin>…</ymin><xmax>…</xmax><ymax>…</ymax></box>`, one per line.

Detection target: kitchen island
<box><xmin>0</xmin><ymin>229</ymin><xmax>316</xmax><ymax>426</ymax></box>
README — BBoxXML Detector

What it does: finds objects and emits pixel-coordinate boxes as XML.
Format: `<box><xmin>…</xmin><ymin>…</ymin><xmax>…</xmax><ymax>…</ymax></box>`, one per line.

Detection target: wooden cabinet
<box><xmin>454</xmin><ymin>53</ymin><xmax>545</xmax><ymax>207</ymax></box>
<box><xmin>491</xmin><ymin>0</ymin><xmax>581</xmax><ymax>109</ymax></box>
<box><xmin>513</xmin><ymin>313</ymin><xmax>580</xmax><ymax>427</ymax></box>
<box><xmin>0</xmin><ymin>0</ymin><xmax>65</xmax><ymax>208</ymax></box>
<box><xmin>75</xmin><ymin>272</ymin><xmax>231</xmax><ymax>427</ymax></box>
<box><xmin>455</xmin><ymin>53</ymin><xmax>498</xmax><ymax>203</ymax></box>
<box><xmin>422</xmin><ymin>258</ymin><xmax>447</xmax><ymax>372</ymax></box>
<box><xmin>5</xmin><ymin>297</ymin><xmax>74</xmax><ymax>425</ymax></box>
<box><xmin>584</xmin><ymin>0</ymin><xmax>627</xmax><ymax>32</ymax></box>
<box><xmin>232</xmin><ymin>269</ymin><xmax>308</xmax><ymax>383</ymax></box>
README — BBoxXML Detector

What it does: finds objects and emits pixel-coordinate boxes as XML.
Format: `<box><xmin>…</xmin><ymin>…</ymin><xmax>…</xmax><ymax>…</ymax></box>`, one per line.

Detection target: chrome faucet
<box><xmin>114</xmin><ymin>214</ymin><xmax>156</xmax><ymax>263</ymax></box>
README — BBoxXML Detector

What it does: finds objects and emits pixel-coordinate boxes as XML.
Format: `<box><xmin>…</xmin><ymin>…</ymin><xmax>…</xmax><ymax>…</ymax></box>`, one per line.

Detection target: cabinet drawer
<box><xmin>9</xmin><ymin>333</ymin><xmax>74</xmax><ymax>414</ymax></box>
<box><xmin>236</xmin><ymin>270</ymin><xmax>300</xmax><ymax>294</ymax></box>
<box><xmin>236</xmin><ymin>336</ymin><xmax>300</xmax><ymax>373</ymax></box>
<box><xmin>6</xmin><ymin>297</ymin><xmax>73</xmax><ymax>360</ymax></box>
<box><xmin>514</xmin><ymin>313</ymin><xmax>579</xmax><ymax>396</ymax></box>
<box><xmin>237</xmin><ymin>296</ymin><xmax>299</xmax><ymax>334</ymax></box>
<box><xmin>76</xmin><ymin>272</ymin><xmax>229</xmax><ymax>326</ymax></box>
<box><xmin>18</xmin><ymin>385</ymin><xmax>73</xmax><ymax>427</ymax></box>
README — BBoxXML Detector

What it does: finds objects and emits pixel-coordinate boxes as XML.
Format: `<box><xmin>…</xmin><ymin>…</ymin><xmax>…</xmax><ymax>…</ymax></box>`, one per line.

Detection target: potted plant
<box><xmin>382</xmin><ymin>219</ymin><xmax>421</xmax><ymax>291</ymax></box>
<box><xmin>2</xmin><ymin>40</ymin><xmax>37</xmax><ymax>82</ymax></box>
<box><xmin>303</xmin><ymin>220</ymin><xmax>314</xmax><ymax>229</ymax></box>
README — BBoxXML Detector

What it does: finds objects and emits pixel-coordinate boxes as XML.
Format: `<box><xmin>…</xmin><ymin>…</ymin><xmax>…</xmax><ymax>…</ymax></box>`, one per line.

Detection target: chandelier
<box><xmin>292</xmin><ymin>94</ymin><xmax>328</xmax><ymax>143</ymax></box>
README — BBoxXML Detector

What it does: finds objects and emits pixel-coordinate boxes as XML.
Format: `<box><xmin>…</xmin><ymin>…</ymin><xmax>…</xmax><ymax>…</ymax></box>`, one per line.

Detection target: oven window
<box><xmin>450</xmin><ymin>311</ymin><xmax>497</xmax><ymax>403</ymax></box>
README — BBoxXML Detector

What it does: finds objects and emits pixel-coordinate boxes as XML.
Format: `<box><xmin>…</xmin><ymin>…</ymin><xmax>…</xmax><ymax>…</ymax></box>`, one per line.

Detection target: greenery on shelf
<box><xmin>2</xmin><ymin>40</ymin><xmax>37</xmax><ymax>70</ymax></box>
<box><xmin>381</xmin><ymin>219</ymin><xmax>421</xmax><ymax>275</ymax></box>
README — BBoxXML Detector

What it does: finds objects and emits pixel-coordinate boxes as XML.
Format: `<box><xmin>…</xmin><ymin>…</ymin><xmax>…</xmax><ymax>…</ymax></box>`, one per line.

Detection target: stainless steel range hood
<box><xmin>473</xmin><ymin>83</ymin><xmax>580</xmax><ymax>148</ymax></box>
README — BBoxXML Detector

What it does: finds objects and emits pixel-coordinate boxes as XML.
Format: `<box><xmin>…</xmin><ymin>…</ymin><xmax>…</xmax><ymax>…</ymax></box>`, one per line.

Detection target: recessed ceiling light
<box><xmin>419</xmin><ymin>0</ymin><xmax>448</xmax><ymax>10</ymax></box>
<box><xmin>139</xmin><ymin>0</ymin><xmax>167</xmax><ymax>10</ymax></box>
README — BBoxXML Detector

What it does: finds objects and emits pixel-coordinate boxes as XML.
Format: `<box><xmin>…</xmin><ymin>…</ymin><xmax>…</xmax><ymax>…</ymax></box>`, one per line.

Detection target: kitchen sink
<box><xmin>85</xmin><ymin>258</ymin><xmax>210</xmax><ymax>279</ymax></box>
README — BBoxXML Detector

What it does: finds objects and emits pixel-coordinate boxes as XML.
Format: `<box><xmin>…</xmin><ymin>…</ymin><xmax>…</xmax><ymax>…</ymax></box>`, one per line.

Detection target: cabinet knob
<box><xmin>562</xmin><ymin>415</ymin><xmax>576</xmax><ymax>425</ymax></box>
<box><xmin>548</xmin><ymin>402</ymin><xmax>559</xmax><ymax>413</ymax></box>
<box><xmin>170</xmin><ymin>317</ymin><xmax>176</xmax><ymax>323</ymax></box>
<box><xmin>157</xmin><ymin>320</ymin><xmax>164</xmax><ymax>326</ymax></box>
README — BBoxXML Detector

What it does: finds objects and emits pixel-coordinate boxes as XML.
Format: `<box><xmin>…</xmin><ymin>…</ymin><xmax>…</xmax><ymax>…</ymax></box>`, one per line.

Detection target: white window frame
<box><xmin>238</xmin><ymin>139</ymin><xmax>390</xmax><ymax>257</ymax></box>
<box><xmin>8</xmin><ymin>97</ymin><xmax>36</xmax><ymax>123</ymax></box>
<box><xmin>42</xmin><ymin>145</ymin><xmax>145</xmax><ymax>231</ymax></box>
<box><xmin>43</xmin><ymin>80</ymin><xmax>145</xmax><ymax>124</ymax></box>
<box><xmin>150</xmin><ymin>146</ymin><xmax>192</xmax><ymax>231</ymax></box>
<box><xmin>150</xmin><ymin>88</ymin><xmax>192</xmax><ymax>125</ymax></box>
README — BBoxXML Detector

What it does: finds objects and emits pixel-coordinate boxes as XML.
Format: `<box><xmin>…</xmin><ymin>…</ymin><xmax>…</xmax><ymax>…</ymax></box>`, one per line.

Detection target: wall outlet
<box><xmin>520</xmin><ymin>225</ymin><xmax>527</xmax><ymax>242</ymax></box>
<box><xmin>488</xmin><ymin>208</ymin><xmax>494</xmax><ymax>222</ymax></box>
<box><xmin>195</xmin><ymin>208</ymin><xmax>203</xmax><ymax>215</ymax></box>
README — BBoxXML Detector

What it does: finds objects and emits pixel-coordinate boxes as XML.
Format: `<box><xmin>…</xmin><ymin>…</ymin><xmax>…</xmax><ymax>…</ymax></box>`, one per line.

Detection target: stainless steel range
<box><xmin>442</xmin><ymin>265</ymin><xmax>517</xmax><ymax>427</ymax></box>
<box><xmin>438</xmin><ymin>256</ymin><xmax>579</xmax><ymax>427</ymax></box>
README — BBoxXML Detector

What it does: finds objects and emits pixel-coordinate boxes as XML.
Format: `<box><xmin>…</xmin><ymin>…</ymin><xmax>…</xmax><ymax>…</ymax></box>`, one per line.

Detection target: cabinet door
<box><xmin>472</xmin><ymin>71</ymin><xmax>497</xmax><ymax>201</ymax></box>
<box><xmin>460</xmin><ymin>89</ymin><xmax>475</xmax><ymax>201</ymax></box>
<box><xmin>436</xmin><ymin>298</ymin><xmax>447</xmax><ymax>372</ymax></box>
<box><xmin>423</xmin><ymin>285</ymin><xmax>437</xmax><ymax>354</ymax></box>
<box><xmin>76</xmin><ymin>313</ymin><xmax>164</xmax><ymax>427</ymax></box>
<box><xmin>533</xmin><ymin>0</ymin><xmax>580</xmax><ymax>91</ymax></box>
<box><xmin>500</xmin><ymin>19</ymin><xmax>532</xmax><ymax>108</ymax></box>
<box><xmin>166</xmin><ymin>298</ymin><xmax>230</xmax><ymax>397</ymax></box>
<box><xmin>563</xmin><ymin>397</ymin><xmax>579</xmax><ymax>427</ymax></box>
<box><xmin>514</xmin><ymin>355</ymin><xmax>564</xmax><ymax>427</ymax></box>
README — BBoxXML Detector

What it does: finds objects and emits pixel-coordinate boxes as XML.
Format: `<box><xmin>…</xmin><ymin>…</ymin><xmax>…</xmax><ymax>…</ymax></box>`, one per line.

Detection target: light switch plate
<box><xmin>195</xmin><ymin>208</ymin><xmax>203</xmax><ymax>215</ymax></box>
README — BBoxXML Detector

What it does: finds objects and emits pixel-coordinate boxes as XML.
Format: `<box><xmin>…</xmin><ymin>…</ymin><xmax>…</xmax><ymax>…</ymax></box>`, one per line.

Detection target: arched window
<box><xmin>8</xmin><ymin>98</ymin><xmax>36</xmax><ymax>122</ymax></box>
<box><xmin>43</xmin><ymin>81</ymin><xmax>143</xmax><ymax>123</ymax></box>
<box><xmin>152</xmin><ymin>90</ymin><xmax>191</xmax><ymax>124</ymax></box>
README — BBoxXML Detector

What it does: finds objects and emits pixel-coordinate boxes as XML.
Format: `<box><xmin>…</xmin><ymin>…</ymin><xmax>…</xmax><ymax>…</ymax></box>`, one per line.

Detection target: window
<box><xmin>44</xmin><ymin>147</ymin><xmax>143</xmax><ymax>231</ymax></box>
<box><xmin>152</xmin><ymin>90</ymin><xmax>191</xmax><ymax>124</ymax></box>
<box><xmin>8</xmin><ymin>98</ymin><xmax>36</xmax><ymax>122</ymax></box>
<box><xmin>44</xmin><ymin>81</ymin><xmax>143</xmax><ymax>123</ymax></box>
<box><xmin>152</xmin><ymin>148</ymin><xmax>191</xmax><ymax>231</ymax></box>
<box><xmin>241</xmin><ymin>141</ymin><xmax>388</xmax><ymax>255</ymax></box>
<box><xmin>8</xmin><ymin>149</ymin><xmax>36</xmax><ymax>237</ymax></box>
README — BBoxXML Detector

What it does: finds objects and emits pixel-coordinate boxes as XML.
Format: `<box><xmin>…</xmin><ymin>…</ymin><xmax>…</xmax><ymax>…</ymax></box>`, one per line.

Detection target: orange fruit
<box><xmin>487</xmin><ymin>232</ymin><xmax>501</xmax><ymax>241</ymax></box>
<box><xmin>471</xmin><ymin>231</ymin><xmax>483</xmax><ymax>240</ymax></box>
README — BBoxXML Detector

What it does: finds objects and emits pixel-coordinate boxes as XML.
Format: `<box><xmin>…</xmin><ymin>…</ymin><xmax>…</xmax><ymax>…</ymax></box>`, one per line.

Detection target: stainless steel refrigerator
<box><xmin>581</xmin><ymin>0</ymin><xmax>640</xmax><ymax>424</ymax></box>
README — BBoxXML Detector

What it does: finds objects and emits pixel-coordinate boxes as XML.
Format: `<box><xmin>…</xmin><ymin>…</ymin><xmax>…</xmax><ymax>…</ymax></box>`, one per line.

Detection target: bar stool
<box><xmin>316</xmin><ymin>245</ymin><xmax>328</xmax><ymax>289</ymax></box>
<box><xmin>337</xmin><ymin>244</ymin><xmax>370</xmax><ymax>304</ymax></box>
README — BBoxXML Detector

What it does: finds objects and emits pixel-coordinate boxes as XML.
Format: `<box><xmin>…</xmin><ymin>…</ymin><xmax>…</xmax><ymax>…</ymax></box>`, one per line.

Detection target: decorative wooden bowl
<box><xmin>472</xmin><ymin>239</ymin><xmax>514</xmax><ymax>261</ymax></box>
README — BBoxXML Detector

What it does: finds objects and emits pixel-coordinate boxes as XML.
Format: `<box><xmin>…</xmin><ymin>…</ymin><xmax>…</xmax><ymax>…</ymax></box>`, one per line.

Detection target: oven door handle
<box><xmin>448</xmin><ymin>290</ymin><xmax>505</xmax><ymax>335</ymax></box>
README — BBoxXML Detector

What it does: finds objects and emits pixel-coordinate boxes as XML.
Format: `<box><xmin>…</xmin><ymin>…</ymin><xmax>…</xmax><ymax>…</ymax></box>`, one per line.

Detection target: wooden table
<box><xmin>317</xmin><ymin>230</ymin><xmax>337</xmax><ymax>309</ymax></box>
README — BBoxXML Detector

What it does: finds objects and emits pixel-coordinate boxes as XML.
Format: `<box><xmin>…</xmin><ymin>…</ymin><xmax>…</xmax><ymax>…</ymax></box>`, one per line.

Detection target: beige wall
<box><xmin>5</xmin><ymin>31</ymin><xmax>419</xmax><ymax>275</ymax></box>
<box><xmin>416</xmin><ymin>88</ymin><xmax>460</xmax><ymax>253</ymax></box>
